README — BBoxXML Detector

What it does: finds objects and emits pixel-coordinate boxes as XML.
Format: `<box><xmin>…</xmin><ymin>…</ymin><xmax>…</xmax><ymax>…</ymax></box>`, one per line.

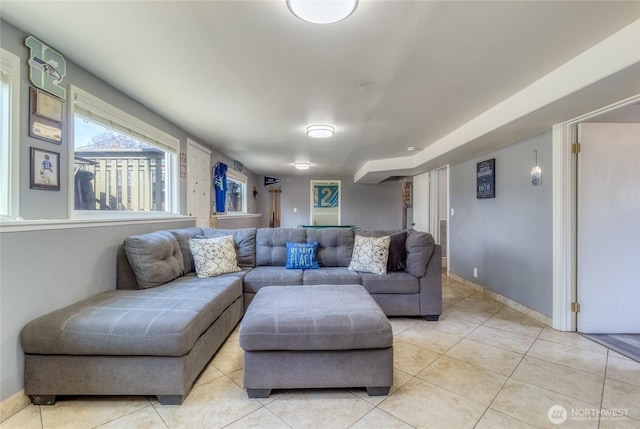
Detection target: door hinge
<box><xmin>571</xmin><ymin>302</ymin><xmax>581</xmax><ymax>313</ymax></box>
<box><xmin>572</xmin><ymin>143</ymin><xmax>581</xmax><ymax>154</ymax></box>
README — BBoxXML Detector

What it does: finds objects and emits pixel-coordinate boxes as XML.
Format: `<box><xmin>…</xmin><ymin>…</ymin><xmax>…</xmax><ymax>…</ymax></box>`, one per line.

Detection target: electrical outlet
<box><xmin>293</xmin><ymin>207</ymin><xmax>297</xmax><ymax>213</ymax></box>
<box><xmin>473</xmin><ymin>267</ymin><xmax>478</xmax><ymax>278</ymax></box>
<box><xmin>451</xmin><ymin>208</ymin><xmax>455</xmax><ymax>216</ymax></box>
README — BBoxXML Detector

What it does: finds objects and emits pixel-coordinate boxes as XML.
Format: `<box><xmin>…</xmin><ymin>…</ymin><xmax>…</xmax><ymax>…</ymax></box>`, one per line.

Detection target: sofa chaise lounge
<box><xmin>21</xmin><ymin>226</ymin><xmax>441</xmax><ymax>405</ymax></box>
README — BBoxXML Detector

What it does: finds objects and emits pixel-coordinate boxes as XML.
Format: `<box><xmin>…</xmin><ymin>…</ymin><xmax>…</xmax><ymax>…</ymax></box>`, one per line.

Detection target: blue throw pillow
<box><xmin>286</xmin><ymin>242</ymin><xmax>319</xmax><ymax>270</ymax></box>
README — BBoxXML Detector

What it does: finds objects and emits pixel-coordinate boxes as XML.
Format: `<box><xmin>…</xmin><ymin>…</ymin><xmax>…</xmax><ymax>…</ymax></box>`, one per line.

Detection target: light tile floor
<box><xmin>3</xmin><ymin>275</ymin><xmax>640</xmax><ymax>429</ymax></box>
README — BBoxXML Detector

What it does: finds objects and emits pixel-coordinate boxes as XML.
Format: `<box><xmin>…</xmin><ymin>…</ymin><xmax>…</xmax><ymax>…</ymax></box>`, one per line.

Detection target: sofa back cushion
<box><xmin>405</xmin><ymin>230</ymin><xmax>436</xmax><ymax>278</ymax></box>
<box><xmin>305</xmin><ymin>228</ymin><xmax>354</xmax><ymax>267</ymax></box>
<box><xmin>203</xmin><ymin>228</ymin><xmax>257</xmax><ymax>267</ymax></box>
<box><xmin>168</xmin><ymin>227</ymin><xmax>204</xmax><ymax>273</ymax></box>
<box><xmin>124</xmin><ymin>231</ymin><xmax>185</xmax><ymax>289</ymax></box>
<box><xmin>256</xmin><ymin>228</ymin><xmax>307</xmax><ymax>266</ymax></box>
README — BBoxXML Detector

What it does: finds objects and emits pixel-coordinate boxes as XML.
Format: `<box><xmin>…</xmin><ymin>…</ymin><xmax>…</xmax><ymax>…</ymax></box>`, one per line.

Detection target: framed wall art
<box><xmin>30</xmin><ymin>147</ymin><xmax>60</xmax><ymax>190</ymax></box>
<box><xmin>476</xmin><ymin>158</ymin><xmax>495</xmax><ymax>199</ymax></box>
<box><xmin>29</xmin><ymin>87</ymin><xmax>64</xmax><ymax>144</ymax></box>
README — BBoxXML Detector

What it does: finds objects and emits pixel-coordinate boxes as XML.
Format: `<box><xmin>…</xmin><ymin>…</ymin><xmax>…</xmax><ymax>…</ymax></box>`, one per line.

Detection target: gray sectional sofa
<box><xmin>21</xmin><ymin>226</ymin><xmax>441</xmax><ymax>405</ymax></box>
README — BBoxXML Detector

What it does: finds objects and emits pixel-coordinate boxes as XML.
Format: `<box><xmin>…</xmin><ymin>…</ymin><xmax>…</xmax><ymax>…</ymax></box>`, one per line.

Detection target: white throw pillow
<box><xmin>348</xmin><ymin>235</ymin><xmax>391</xmax><ymax>275</ymax></box>
<box><xmin>189</xmin><ymin>235</ymin><xmax>241</xmax><ymax>278</ymax></box>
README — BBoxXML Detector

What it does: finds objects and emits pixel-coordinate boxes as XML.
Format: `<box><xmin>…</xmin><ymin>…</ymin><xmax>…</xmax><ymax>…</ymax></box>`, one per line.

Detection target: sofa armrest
<box><xmin>419</xmin><ymin>244</ymin><xmax>442</xmax><ymax>317</ymax></box>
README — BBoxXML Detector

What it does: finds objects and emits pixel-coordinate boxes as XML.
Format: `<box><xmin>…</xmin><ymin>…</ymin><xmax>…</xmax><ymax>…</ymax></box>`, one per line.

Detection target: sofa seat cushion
<box><xmin>21</xmin><ymin>276</ymin><xmax>243</xmax><ymax>357</ymax></box>
<box><xmin>303</xmin><ymin>267</ymin><xmax>362</xmax><ymax>285</ymax></box>
<box><xmin>243</xmin><ymin>266</ymin><xmax>304</xmax><ymax>293</ymax></box>
<box><xmin>361</xmin><ymin>272</ymin><xmax>419</xmax><ymax>294</ymax></box>
<box><xmin>239</xmin><ymin>284</ymin><xmax>392</xmax><ymax>351</ymax></box>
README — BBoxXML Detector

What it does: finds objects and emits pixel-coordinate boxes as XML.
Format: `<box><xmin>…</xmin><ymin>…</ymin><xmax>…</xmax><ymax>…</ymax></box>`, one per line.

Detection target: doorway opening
<box><xmin>552</xmin><ymin>95</ymin><xmax>640</xmax><ymax>332</ymax></box>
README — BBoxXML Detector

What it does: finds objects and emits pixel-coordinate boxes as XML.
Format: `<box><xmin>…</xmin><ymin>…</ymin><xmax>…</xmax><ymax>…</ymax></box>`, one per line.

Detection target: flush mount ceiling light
<box><xmin>306</xmin><ymin>125</ymin><xmax>334</xmax><ymax>138</ymax></box>
<box><xmin>287</xmin><ymin>0</ymin><xmax>358</xmax><ymax>24</ymax></box>
<box><xmin>294</xmin><ymin>162</ymin><xmax>311</xmax><ymax>170</ymax></box>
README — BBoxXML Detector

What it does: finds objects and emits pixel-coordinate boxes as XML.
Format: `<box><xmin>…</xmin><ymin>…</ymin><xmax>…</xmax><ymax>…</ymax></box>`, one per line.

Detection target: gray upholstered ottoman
<box><xmin>239</xmin><ymin>284</ymin><xmax>393</xmax><ymax>398</ymax></box>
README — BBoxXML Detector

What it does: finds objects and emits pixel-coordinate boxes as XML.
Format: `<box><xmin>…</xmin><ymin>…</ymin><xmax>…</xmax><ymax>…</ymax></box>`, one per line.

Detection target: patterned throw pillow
<box><xmin>285</xmin><ymin>242</ymin><xmax>319</xmax><ymax>269</ymax></box>
<box><xmin>189</xmin><ymin>235</ymin><xmax>241</xmax><ymax>278</ymax></box>
<box><xmin>348</xmin><ymin>235</ymin><xmax>391</xmax><ymax>275</ymax></box>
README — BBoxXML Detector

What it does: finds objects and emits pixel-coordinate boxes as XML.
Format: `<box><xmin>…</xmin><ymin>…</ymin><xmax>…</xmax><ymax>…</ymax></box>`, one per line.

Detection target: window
<box><xmin>310</xmin><ymin>180</ymin><xmax>341</xmax><ymax>225</ymax></box>
<box><xmin>70</xmin><ymin>86</ymin><xmax>179</xmax><ymax>215</ymax></box>
<box><xmin>0</xmin><ymin>49</ymin><xmax>20</xmax><ymax>218</ymax></box>
<box><xmin>226</xmin><ymin>170</ymin><xmax>247</xmax><ymax>214</ymax></box>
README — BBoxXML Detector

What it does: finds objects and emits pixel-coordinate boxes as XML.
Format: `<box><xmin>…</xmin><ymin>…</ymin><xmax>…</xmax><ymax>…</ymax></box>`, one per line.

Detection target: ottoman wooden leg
<box><xmin>29</xmin><ymin>395</ymin><xmax>56</xmax><ymax>405</ymax></box>
<box><xmin>366</xmin><ymin>386</ymin><xmax>390</xmax><ymax>396</ymax></box>
<box><xmin>156</xmin><ymin>395</ymin><xmax>185</xmax><ymax>405</ymax></box>
<box><xmin>247</xmin><ymin>388</ymin><xmax>271</xmax><ymax>398</ymax></box>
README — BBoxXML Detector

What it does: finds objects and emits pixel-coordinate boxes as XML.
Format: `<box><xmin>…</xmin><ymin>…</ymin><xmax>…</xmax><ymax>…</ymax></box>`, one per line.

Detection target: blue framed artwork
<box><xmin>313</xmin><ymin>184</ymin><xmax>339</xmax><ymax>208</ymax></box>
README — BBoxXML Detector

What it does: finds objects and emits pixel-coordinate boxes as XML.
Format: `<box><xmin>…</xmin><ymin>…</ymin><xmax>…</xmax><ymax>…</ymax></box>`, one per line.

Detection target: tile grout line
<box><xmin>478</xmin><ymin>319</ymin><xmax>544</xmax><ymax>428</ymax></box>
<box><xmin>596</xmin><ymin>351</ymin><xmax>610</xmax><ymax>429</ymax></box>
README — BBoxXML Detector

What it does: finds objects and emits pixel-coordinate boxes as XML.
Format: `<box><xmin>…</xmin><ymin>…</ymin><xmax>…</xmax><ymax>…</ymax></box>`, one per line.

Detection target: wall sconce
<box><xmin>531</xmin><ymin>150</ymin><xmax>542</xmax><ymax>186</ymax></box>
<box><xmin>253</xmin><ymin>186</ymin><xmax>258</xmax><ymax>198</ymax></box>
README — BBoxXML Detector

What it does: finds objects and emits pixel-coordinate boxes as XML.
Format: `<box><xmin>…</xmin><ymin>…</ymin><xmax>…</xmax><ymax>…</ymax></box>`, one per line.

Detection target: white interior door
<box><xmin>187</xmin><ymin>139</ymin><xmax>211</xmax><ymax>228</ymax></box>
<box><xmin>577</xmin><ymin>123</ymin><xmax>640</xmax><ymax>333</ymax></box>
<box><xmin>412</xmin><ymin>171</ymin><xmax>430</xmax><ymax>232</ymax></box>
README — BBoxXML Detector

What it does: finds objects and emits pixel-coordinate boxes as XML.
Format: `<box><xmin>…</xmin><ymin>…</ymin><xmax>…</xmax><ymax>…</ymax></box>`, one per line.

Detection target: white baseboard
<box><xmin>448</xmin><ymin>273</ymin><xmax>552</xmax><ymax>327</ymax></box>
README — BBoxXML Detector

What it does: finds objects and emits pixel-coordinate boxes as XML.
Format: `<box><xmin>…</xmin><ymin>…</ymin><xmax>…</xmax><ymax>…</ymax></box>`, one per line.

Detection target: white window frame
<box><xmin>69</xmin><ymin>85</ymin><xmax>180</xmax><ymax>217</ymax></box>
<box><xmin>226</xmin><ymin>169</ymin><xmax>247</xmax><ymax>215</ymax></box>
<box><xmin>0</xmin><ymin>48</ymin><xmax>20</xmax><ymax>219</ymax></box>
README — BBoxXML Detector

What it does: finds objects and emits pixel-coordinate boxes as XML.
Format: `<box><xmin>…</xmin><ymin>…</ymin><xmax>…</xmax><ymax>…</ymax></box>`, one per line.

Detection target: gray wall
<box><xmin>1</xmin><ymin>21</ymin><xmax>183</xmax><ymax>218</ymax></box>
<box><xmin>0</xmin><ymin>21</ymin><xmax>257</xmax><ymax>402</ymax></box>
<box><xmin>0</xmin><ymin>219</ymin><xmax>195</xmax><ymax>401</ymax></box>
<box><xmin>1</xmin><ymin>20</ymin><xmax>259</xmax><ymax>220</ymax></box>
<box><xmin>449</xmin><ymin>130</ymin><xmax>553</xmax><ymax>316</ymax></box>
<box><xmin>258</xmin><ymin>176</ymin><xmax>404</xmax><ymax>230</ymax></box>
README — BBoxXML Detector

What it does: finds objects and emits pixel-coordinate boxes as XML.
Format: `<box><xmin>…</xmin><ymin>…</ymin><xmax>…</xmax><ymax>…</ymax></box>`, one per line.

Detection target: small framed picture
<box><xmin>30</xmin><ymin>147</ymin><xmax>60</xmax><ymax>190</ymax></box>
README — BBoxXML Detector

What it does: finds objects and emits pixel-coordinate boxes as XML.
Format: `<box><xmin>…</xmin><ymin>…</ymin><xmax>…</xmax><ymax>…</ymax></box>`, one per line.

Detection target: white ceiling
<box><xmin>2</xmin><ymin>1</ymin><xmax>639</xmax><ymax>181</ymax></box>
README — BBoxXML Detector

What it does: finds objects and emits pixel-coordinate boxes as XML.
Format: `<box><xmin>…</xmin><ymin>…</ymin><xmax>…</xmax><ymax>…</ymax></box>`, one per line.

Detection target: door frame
<box><xmin>309</xmin><ymin>180</ymin><xmax>341</xmax><ymax>226</ymax></box>
<box><xmin>551</xmin><ymin>94</ymin><xmax>640</xmax><ymax>331</ymax></box>
<box><xmin>428</xmin><ymin>166</ymin><xmax>450</xmax><ymax>273</ymax></box>
<box><xmin>186</xmin><ymin>138</ymin><xmax>211</xmax><ymax>226</ymax></box>
<box><xmin>412</xmin><ymin>171</ymin><xmax>430</xmax><ymax>233</ymax></box>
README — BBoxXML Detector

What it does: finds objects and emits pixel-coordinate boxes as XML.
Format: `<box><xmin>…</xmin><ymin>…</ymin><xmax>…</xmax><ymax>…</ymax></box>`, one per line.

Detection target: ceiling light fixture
<box><xmin>287</xmin><ymin>0</ymin><xmax>358</xmax><ymax>24</ymax></box>
<box><xmin>306</xmin><ymin>125</ymin><xmax>334</xmax><ymax>138</ymax></box>
<box><xmin>294</xmin><ymin>162</ymin><xmax>311</xmax><ymax>170</ymax></box>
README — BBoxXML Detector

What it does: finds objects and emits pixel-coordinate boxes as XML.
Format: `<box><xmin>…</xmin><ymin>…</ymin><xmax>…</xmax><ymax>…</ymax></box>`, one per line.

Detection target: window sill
<box><xmin>211</xmin><ymin>213</ymin><xmax>261</xmax><ymax>219</ymax></box>
<box><xmin>0</xmin><ymin>215</ymin><xmax>195</xmax><ymax>233</ymax></box>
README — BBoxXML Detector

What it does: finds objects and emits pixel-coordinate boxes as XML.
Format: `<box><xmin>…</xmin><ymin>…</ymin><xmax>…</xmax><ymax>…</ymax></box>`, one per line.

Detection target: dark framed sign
<box><xmin>477</xmin><ymin>158</ymin><xmax>495</xmax><ymax>199</ymax></box>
